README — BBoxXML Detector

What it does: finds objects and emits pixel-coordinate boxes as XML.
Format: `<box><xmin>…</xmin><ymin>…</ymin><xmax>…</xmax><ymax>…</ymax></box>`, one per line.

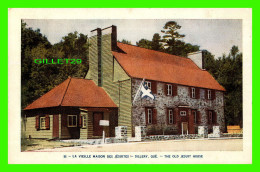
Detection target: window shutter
<box><xmin>196</xmin><ymin>88</ymin><xmax>200</xmax><ymax>99</ymax></box>
<box><xmin>151</xmin><ymin>81</ymin><xmax>157</xmax><ymax>94</ymax></box>
<box><xmin>45</xmin><ymin>115</ymin><xmax>50</xmax><ymax>130</ymax></box>
<box><xmin>152</xmin><ymin>108</ymin><xmax>157</xmax><ymax>124</ymax></box>
<box><xmin>164</xmin><ymin>83</ymin><xmax>168</xmax><ymax>96</ymax></box>
<box><xmin>145</xmin><ymin>107</ymin><xmax>148</xmax><ymax>125</ymax></box>
<box><xmin>197</xmin><ymin>111</ymin><xmax>201</xmax><ymax>124</ymax></box>
<box><xmin>175</xmin><ymin>108</ymin><xmax>180</xmax><ymax>124</ymax></box>
<box><xmin>79</xmin><ymin>115</ymin><xmax>82</xmax><ymax>128</ymax></box>
<box><xmin>166</xmin><ymin>108</ymin><xmax>169</xmax><ymax>125</ymax></box>
<box><xmin>213</xmin><ymin>111</ymin><xmax>217</xmax><ymax>125</ymax></box>
<box><xmin>189</xmin><ymin>87</ymin><xmax>192</xmax><ymax>98</ymax></box>
<box><xmin>173</xmin><ymin>84</ymin><xmax>177</xmax><ymax>97</ymax></box>
<box><xmin>212</xmin><ymin>90</ymin><xmax>216</xmax><ymax>100</ymax></box>
<box><xmin>207</xmin><ymin>110</ymin><xmax>210</xmax><ymax>124</ymax></box>
<box><xmin>205</xmin><ymin>89</ymin><xmax>209</xmax><ymax>100</ymax></box>
<box><xmin>35</xmin><ymin>115</ymin><xmax>39</xmax><ymax>130</ymax></box>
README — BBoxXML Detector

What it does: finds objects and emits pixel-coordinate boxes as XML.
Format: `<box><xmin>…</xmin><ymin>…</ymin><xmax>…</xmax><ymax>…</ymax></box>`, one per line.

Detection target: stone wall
<box><xmin>131</xmin><ymin>78</ymin><xmax>225</xmax><ymax>135</ymax></box>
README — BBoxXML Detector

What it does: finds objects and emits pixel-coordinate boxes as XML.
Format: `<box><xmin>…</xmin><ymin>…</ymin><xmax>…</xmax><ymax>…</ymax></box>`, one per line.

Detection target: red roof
<box><xmin>113</xmin><ymin>42</ymin><xmax>225</xmax><ymax>91</ymax></box>
<box><xmin>24</xmin><ymin>78</ymin><xmax>117</xmax><ymax>110</ymax></box>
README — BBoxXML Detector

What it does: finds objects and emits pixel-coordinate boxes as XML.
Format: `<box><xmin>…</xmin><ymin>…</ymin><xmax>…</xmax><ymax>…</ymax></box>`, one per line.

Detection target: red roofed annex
<box><xmin>23</xmin><ymin>25</ymin><xmax>225</xmax><ymax>139</ymax></box>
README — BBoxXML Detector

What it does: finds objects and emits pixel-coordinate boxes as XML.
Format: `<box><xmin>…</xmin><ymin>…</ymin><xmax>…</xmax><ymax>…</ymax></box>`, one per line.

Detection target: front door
<box><xmin>53</xmin><ymin>115</ymin><xmax>59</xmax><ymax>138</ymax></box>
<box><xmin>93</xmin><ymin>112</ymin><xmax>103</xmax><ymax>136</ymax></box>
<box><xmin>182</xmin><ymin>122</ymin><xmax>188</xmax><ymax>135</ymax></box>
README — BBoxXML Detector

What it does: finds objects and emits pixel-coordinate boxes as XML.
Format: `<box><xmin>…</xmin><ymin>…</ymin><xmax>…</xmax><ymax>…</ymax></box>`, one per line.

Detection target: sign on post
<box><xmin>99</xmin><ymin>120</ymin><xmax>109</xmax><ymax>126</ymax></box>
<box><xmin>99</xmin><ymin>120</ymin><xmax>109</xmax><ymax>144</ymax></box>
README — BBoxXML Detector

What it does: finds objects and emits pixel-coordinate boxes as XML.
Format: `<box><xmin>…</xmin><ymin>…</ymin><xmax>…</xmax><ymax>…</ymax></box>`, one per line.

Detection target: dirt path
<box><xmin>32</xmin><ymin>138</ymin><xmax>243</xmax><ymax>152</ymax></box>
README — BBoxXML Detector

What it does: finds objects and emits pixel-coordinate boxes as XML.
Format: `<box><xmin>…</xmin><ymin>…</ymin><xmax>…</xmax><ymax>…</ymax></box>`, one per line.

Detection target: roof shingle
<box><xmin>113</xmin><ymin>42</ymin><xmax>225</xmax><ymax>91</ymax></box>
<box><xmin>24</xmin><ymin>78</ymin><xmax>117</xmax><ymax>110</ymax></box>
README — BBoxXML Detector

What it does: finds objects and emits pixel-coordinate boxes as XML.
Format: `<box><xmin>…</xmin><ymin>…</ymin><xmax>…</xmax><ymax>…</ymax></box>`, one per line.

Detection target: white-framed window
<box><xmin>148</xmin><ymin>108</ymin><xmax>153</xmax><ymax>124</ymax></box>
<box><xmin>40</xmin><ymin>117</ymin><xmax>46</xmax><ymax>129</ymax></box>
<box><xmin>82</xmin><ymin>114</ymin><xmax>87</xmax><ymax>128</ymax></box>
<box><xmin>193</xmin><ymin>111</ymin><xmax>197</xmax><ymax>124</ymax></box>
<box><xmin>145</xmin><ymin>81</ymin><xmax>151</xmax><ymax>90</ymax></box>
<box><xmin>169</xmin><ymin>109</ymin><xmax>173</xmax><ymax>124</ymax></box>
<box><xmin>208</xmin><ymin>90</ymin><xmax>212</xmax><ymax>99</ymax></box>
<box><xmin>180</xmin><ymin>111</ymin><xmax>186</xmax><ymax>116</ymax></box>
<box><xmin>167</xmin><ymin>84</ymin><xmax>172</xmax><ymax>96</ymax></box>
<box><xmin>68</xmin><ymin>115</ymin><xmax>77</xmax><ymax>127</ymax></box>
<box><xmin>200</xmin><ymin>89</ymin><xmax>205</xmax><ymax>99</ymax></box>
<box><xmin>191</xmin><ymin>87</ymin><xmax>196</xmax><ymax>98</ymax></box>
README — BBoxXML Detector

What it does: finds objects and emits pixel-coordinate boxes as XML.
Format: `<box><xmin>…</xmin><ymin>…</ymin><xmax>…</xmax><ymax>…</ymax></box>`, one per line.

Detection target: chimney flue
<box><xmin>102</xmin><ymin>25</ymin><xmax>117</xmax><ymax>51</ymax></box>
<box><xmin>187</xmin><ymin>51</ymin><xmax>205</xmax><ymax>70</ymax></box>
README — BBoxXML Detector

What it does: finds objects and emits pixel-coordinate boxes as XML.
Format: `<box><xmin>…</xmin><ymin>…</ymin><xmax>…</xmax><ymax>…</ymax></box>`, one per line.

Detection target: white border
<box><xmin>8</xmin><ymin>8</ymin><xmax>252</xmax><ymax>164</ymax></box>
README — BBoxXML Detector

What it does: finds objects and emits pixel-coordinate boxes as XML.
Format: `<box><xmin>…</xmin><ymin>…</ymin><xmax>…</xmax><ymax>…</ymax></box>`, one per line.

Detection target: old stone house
<box><xmin>23</xmin><ymin>25</ymin><xmax>225</xmax><ymax>139</ymax></box>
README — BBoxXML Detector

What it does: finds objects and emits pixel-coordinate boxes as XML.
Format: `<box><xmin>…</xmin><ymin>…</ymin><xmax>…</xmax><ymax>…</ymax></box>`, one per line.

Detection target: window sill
<box><xmin>38</xmin><ymin>128</ymin><xmax>49</xmax><ymax>130</ymax></box>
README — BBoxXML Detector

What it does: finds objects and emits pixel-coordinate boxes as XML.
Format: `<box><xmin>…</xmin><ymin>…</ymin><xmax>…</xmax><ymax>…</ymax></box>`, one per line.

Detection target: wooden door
<box><xmin>182</xmin><ymin>122</ymin><xmax>188</xmax><ymax>135</ymax></box>
<box><xmin>53</xmin><ymin>115</ymin><xmax>59</xmax><ymax>138</ymax></box>
<box><xmin>93</xmin><ymin>112</ymin><xmax>103</xmax><ymax>136</ymax></box>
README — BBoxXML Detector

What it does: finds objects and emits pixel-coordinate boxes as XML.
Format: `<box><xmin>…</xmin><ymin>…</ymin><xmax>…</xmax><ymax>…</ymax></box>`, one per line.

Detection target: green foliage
<box><xmin>161</xmin><ymin>21</ymin><xmax>185</xmax><ymax>40</ymax></box>
<box><xmin>151</xmin><ymin>33</ymin><xmax>163</xmax><ymax>51</ymax></box>
<box><xmin>120</xmin><ymin>39</ymin><xmax>132</xmax><ymax>45</ymax></box>
<box><xmin>204</xmin><ymin>46</ymin><xmax>243</xmax><ymax>127</ymax></box>
<box><xmin>136</xmin><ymin>39</ymin><xmax>152</xmax><ymax>49</ymax></box>
<box><xmin>136</xmin><ymin>21</ymin><xmax>199</xmax><ymax>56</ymax></box>
<box><xmin>161</xmin><ymin>21</ymin><xmax>199</xmax><ymax>56</ymax></box>
<box><xmin>21</xmin><ymin>20</ymin><xmax>89</xmax><ymax>109</ymax></box>
<box><xmin>136</xmin><ymin>34</ymin><xmax>163</xmax><ymax>51</ymax></box>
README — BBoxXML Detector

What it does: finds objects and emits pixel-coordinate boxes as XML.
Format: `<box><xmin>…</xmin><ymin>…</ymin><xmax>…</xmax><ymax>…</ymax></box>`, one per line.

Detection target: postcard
<box><xmin>8</xmin><ymin>8</ymin><xmax>252</xmax><ymax>164</ymax></box>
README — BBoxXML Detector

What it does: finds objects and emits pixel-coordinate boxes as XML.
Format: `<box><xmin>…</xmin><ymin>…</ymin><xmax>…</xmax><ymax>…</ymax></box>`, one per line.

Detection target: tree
<box><xmin>151</xmin><ymin>33</ymin><xmax>162</xmax><ymax>51</ymax></box>
<box><xmin>136</xmin><ymin>39</ymin><xmax>152</xmax><ymax>49</ymax></box>
<box><xmin>203</xmin><ymin>46</ymin><xmax>243</xmax><ymax>128</ymax></box>
<box><xmin>161</xmin><ymin>21</ymin><xmax>199</xmax><ymax>57</ymax></box>
<box><xmin>21</xmin><ymin>21</ymin><xmax>89</xmax><ymax>109</ymax></box>
<box><xmin>161</xmin><ymin>21</ymin><xmax>185</xmax><ymax>41</ymax></box>
<box><xmin>120</xmin><ymin>39</ymin><xmax>132</xmax><ymax>45</ymax></box>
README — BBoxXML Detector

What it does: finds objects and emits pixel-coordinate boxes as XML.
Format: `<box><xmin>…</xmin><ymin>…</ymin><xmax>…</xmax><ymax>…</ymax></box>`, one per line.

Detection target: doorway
<box><xmin>93</xmin><ymin>112</ymin><xmax>103</xmax><ymax>136</ymax></box>
<box><xmin>182</xmin><ymin>122</ymin><xmax>188</xmax><ymax>135</ymax></box>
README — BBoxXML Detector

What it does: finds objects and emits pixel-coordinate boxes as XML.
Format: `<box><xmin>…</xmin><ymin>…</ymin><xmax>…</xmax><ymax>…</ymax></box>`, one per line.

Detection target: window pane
<box><xmin>193</xmin><ymin>111</ymin><xmax>196</xmax><ymax>123</ymax></box>
<box><xmin>73</xmin><ymin>116</ymin><xmax>76</xmax><ymax>125</ymax></box>
<box><xmin>69</xmin><ymin>116</ymin><xmax>72</xmax><ymax>126</ymax></box>
<box><xmin>148</xmin><ymin>109</ymin><xmax>152</xmax><ymax>124</ymax></box>
<box><xmin>200</xmin><ymin>89</ymin><xmax>205</xmax><ymax>99</ymax></box>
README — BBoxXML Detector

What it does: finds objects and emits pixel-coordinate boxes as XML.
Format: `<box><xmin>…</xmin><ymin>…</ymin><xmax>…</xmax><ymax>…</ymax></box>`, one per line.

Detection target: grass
<box><xmin>21</xmin><ymin>138</ymin><xmax>81</xmax><ymax>151</ymax></box>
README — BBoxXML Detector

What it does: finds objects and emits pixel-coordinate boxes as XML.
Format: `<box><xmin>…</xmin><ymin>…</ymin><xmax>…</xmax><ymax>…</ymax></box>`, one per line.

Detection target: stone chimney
<box><xmin>86</xmin><ymin>26</ymin><xmax>117</xmax><ymax>86</ymax></box>
<box><xmin>101</xmin><ymin>25</ymin><xmax>117</xmax><ymax>51</ymax></box>
<box><xmin>87</xmin><ymin>28</ymin><xmax>102</xmax><ymax>85</ymax></box>
<box><xmin>187</xmin><ymin>51</ymin><xmax>205</xmax><ymax>70</ymax></box>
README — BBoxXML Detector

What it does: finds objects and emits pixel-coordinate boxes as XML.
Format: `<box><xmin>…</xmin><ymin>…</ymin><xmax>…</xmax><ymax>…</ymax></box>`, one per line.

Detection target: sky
<box><xmin>24</xmin><ymin>19</ymin><xmax>242</xmax><ymax>58</ymax></box>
